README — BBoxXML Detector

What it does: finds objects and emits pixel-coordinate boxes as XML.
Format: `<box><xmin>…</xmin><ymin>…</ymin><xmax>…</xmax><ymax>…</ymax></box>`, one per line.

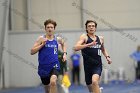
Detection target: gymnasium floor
<box><xmin>0</xmin><ymin>81</ymin><xmax>140</xmax><ymax>93</ymax></box>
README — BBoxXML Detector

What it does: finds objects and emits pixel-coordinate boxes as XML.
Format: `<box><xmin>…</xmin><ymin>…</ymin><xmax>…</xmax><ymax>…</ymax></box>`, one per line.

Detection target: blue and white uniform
<box><xmin>38</xmin><ymin>35</ymin><xmax>60</xmax><ymax>77</ymax></box>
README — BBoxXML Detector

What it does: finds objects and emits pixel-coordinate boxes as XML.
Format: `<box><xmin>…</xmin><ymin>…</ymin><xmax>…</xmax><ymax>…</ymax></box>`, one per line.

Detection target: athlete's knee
<box><xmin>50</xmin><ymin>75</ymin><xmax>57</xmax><ymax>86</ymax></box>
<box><xmin>50</xmin><ymin>81</ymin><xmax>57</xmax><ymax>86</ymax></box>
<box><xmin>92</xmin><ymin>74</ymin><xmax>100</xmax><ymax>86</ymax></box>
<box><xmin>50</xmin><ymin>79</ymin><xmax>57</xmax><ymax>86</ymax></box>
<box><xmin>92</xmin><ymin>80</ymin><xmax>99</xmax><ymax>86</ymax></box>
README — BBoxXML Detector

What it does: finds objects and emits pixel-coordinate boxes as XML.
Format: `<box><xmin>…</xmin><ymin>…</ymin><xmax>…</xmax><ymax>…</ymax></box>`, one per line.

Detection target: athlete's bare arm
<box><xmin>74</xmin><ymin>34</ymin><xmax>97</xmax><ymax>51</ymax></box>
<box><xmin>57</xmin><ymin>36</ymin><xmax>67</xmax><ymax>61</ymax></box>
<box><xmin>99</xmin><ymin>36</ymin><xmax>112</xmax><ymax>64</ymax></box>
<box><xmin>30</xmin><ymin>36</ymin><xmax>47</xmax><ymax>55</ymax></box>
<box><xmin>61</xmin><ymin>40</ymin><xmax>67</xmax><ymax>62</ymax></box>
<box><xmin>74</xmin><ymin>34</ymin><xmax>87</xmax><ymax>51</ymax></box>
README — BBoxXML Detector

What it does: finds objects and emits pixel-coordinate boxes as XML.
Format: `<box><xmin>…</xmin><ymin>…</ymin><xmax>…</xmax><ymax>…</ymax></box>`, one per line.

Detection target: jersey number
<box><xmin>54</xmin><ymin>47</ymin><xmax>57</xmax><ymax>54</ymax></box>
<box><xmin>98</xmin><ymin>49</ymin><xmax>101</xmax><ymax>56</ymax></box>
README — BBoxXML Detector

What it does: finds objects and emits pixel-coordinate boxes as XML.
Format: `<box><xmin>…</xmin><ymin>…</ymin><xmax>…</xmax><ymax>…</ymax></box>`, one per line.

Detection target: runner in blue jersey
<box><xmin>31</xmin><ymin>19</ymin><xmax>67</xmax><ymax>93</ymax></box>
<box><xmin>74</xmin><ymin>20</ymin><xmax>112</xmax><ymax>93</ymax></box>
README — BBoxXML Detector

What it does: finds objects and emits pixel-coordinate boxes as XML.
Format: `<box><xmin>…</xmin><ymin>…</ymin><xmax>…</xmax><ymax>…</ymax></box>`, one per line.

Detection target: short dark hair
<box><xmin>85</xmin><ymin>20</ymin><xmax>97</xmax><ymax>33</ymax></box>
<box><xmin>44</xmin><ymin>19</ymin><xmax>57</xmax><ymax>29</ymax></box>
<box><xmin>85</xmin><ymin>20</ymin><xmax>97</xmax><ymax>29</ymax></box>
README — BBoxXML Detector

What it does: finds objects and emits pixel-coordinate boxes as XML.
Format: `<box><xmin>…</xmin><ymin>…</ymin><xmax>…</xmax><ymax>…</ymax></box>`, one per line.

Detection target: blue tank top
<box><xmin>38</xmin><ymin>37</ymin><xmax>58</xmax><ymax>65</ymax></box>
<box><xmin>71</xmin><ymin>54</ymin><xmax>80</xmax><ymax>67</ymax></box>
<box><xmin>81</xmin><ymin>35</ymin><xmax>102</xmax><ymax>65</ymax></box>
<box><xmin>38</xmin><ymin>35</ymin><xmax>60</xmax><ymax>77</ymax></box>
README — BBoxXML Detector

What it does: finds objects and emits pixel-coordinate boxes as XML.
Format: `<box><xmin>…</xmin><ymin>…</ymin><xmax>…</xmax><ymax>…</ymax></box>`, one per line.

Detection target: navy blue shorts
<box><xmin>40</xmin><ymin>68</ymin><xmax>59</xmax><ymax>85</ymax></box>
<box><xmin>84</xmin><ymin>62</ymin><xmax>102</xmax><ymax>85</ymax></box>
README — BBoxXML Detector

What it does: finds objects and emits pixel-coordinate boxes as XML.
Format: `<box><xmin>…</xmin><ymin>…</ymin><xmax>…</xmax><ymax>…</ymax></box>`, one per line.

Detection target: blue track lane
<box><xmin>0</xmin><ymin>82</ymin><xmax>140</xmax><ymax>93</ymax></box>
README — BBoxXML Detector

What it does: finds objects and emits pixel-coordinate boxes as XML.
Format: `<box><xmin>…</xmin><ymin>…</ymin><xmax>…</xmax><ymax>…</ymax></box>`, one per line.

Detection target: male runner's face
<box><xmin>86</xmin><ymin>22</ymin><xmax>96</xmax><ymax>34</ymax></box>
<box><xmin>45</xmin><ymin>23</ymin><xmax>55</xmax><ymax>35</ymax></box>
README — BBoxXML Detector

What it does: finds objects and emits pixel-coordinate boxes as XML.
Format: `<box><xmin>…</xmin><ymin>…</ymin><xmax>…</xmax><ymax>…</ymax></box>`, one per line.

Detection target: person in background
<box><xmin>130</xmin><ymin>45</ymin><xmax>140</xmax><ymax>80</ymax></box>
<box><xmin>70</xmin><ymin>50</ymin><xmax>81</xmax><ymax>85</ymax></box>
<box><xmin>57</xmin><ymin>37</ymin><xmax>69</xmax><ymax>93</ymax></box>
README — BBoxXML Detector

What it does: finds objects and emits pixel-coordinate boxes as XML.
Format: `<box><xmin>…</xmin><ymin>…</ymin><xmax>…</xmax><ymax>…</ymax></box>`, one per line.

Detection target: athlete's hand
<box><xmin>106</xmin><ymin>57</ymin><xmax>112</xmax><ymax>64</ymax></box>
<box><xmin>40</xmin><ymin>38</ymin><xmax>47</xmax><ymax>46</ymax></box>
<box><xmin>62</xmin><ymin>53</ymin><xmax>67</xmax><ymax>62</ymax></box>
<box><xmin>87</xmin><ymin>41</ymin><xmax>97</xmax><ymax>47</ymax></box>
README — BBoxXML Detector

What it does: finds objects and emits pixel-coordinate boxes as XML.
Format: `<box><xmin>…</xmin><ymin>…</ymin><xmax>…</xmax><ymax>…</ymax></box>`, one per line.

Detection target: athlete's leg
<box><xmin>49</xmin><ymin>75</ymin><xmax>58</xmax><ymax>93</ymax></box>
<box><xmin>87</xmin><ymin>84</ymin><xmax>93</xmax><ymax>93</ymax></box>
<box><xmin>74</xmin><ymin>67</ymin><xmax>80</xmax><ymax>85</ymax></box>
<box><xmin>77</xmin><ymin>67</ymin><xmax>80</xmax><ymax>85</ymax></box>
<box><xmin>84</xmin><ymin>65</ymin><xmax>93</xmax><ymax>92</ymax></box>
<box><xmin>58</xmin><ymin>74</ymin><xmax>63</xmax><ymax>84</ymax></box>
<box><xmin>44</xmin><ymin>85</ymin><xmax>50</xmax><ymax>93</ymax></box>
<box><xmin>72</xmin><ymin>68</ymin><xmax>76</xmax><ymax>84</ymax></box>
<box><xmin>40</xmin><ymin>77</ymin><xmax>51</xmax><ymax>93</ymax></box>
<box><xmin>91</xmin><ymin>74</ymin><xmax>100</xmax><ymax>93</ymax></box>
